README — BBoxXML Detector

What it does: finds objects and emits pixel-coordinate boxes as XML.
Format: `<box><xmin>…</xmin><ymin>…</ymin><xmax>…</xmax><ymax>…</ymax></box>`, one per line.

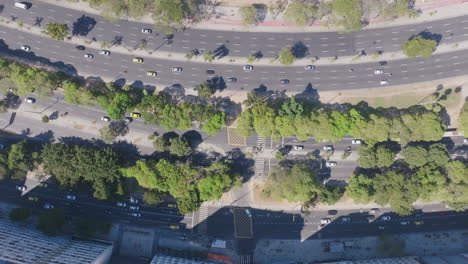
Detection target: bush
<box><xmin>9</xmin><ymin>207</ymin><xmax>31</xmax><ymax>221</ymax></box>
<box><xmin>41</xmin><ymin>115</ymin><xmax>50</xmax><ymax>123</ymax></box>
<box><xmin>401</xmin><ymin>36</ymin><xmax>437</xmax><ymax>59</ymax></box>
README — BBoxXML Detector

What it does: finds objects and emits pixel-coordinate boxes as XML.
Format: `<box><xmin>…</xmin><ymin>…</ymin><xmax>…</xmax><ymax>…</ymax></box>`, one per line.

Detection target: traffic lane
<box><xmin>324</xmin><ymin>160</ymin><xmax>357</xmax><ymax>183</ymax></box>
<box><xmin>3</xmin><ymin>25</ymin><xmax>468</xmax><ymax>94</ymax></box>
<box><xmin>3</xmin><ymin>0</ymin><xmax>468</xmax><ymax>58</ymax></box>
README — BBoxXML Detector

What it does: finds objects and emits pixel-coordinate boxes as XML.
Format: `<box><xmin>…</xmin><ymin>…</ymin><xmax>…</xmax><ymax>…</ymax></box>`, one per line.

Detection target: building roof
<box><xmin>0</xmin><ymin>219</ymin><xmax>112</xmax><ymax>264</ymax></box>
<box><xmin>150</xmin><ymin>255</ymin><xmax>221</xmax><ymax>264</ymax></box>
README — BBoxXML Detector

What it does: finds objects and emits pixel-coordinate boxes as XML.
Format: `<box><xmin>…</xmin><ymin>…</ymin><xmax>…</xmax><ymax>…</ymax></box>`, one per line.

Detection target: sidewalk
<box><xmin>3</xmin><ymin>17</ymin><xmax>468</xmax><ymax>66</ymax></box>
<box><xmin>39</xmin><ymin>0</ymin><xmax>468</xmax><ymax>33</ymax></box>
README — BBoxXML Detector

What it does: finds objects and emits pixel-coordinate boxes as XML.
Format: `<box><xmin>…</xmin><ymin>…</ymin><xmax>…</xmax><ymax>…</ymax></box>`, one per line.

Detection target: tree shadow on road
<box><xmin>72</xmin><ymin>15</ymin><xmax>97</xmax><ymax>37</ymax></box>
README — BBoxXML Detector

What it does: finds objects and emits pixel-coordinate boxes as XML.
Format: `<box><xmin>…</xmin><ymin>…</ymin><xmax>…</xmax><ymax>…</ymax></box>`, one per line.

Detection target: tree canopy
<box><xmin>330</xmin><ymin>0</ymin><xmax>363</xmax><ymax>32</ymax></box>
<box><xmin>401</xmin><ymin>36</ymin><xmax>437</xmax><ymax>59</ymax></box>
<box><xmin>43</xmin><ymin>23</ymin><xmax>69</xmax><ymax>41</ymax></box>
<box><xmin>278</xmin><ymin>48</ymin><xmax>295</xmax><ymax>65</ymax></box>
<box><xmin>283</xmin><ymin>0</ymin><xmax>317</xmax><ymax>25</ymax></box>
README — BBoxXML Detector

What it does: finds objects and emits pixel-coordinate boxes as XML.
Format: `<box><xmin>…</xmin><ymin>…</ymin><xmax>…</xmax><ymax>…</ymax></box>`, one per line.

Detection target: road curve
<box><xmin>1</xmin><ymin>25</ymin><xmax>468</xmax><ymax>92</ymax></box>
<box><xmin>2</xmin><ymin>0</ymin><xmax>468</xmax><ymax>59</ymax></box>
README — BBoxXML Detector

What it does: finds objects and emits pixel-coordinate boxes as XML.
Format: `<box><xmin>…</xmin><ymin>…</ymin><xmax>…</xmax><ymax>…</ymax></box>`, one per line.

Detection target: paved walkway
<box><xmin>38</xmin><ymin>0</ymin><xmax>468</xmax><ymax>32</ymax></box>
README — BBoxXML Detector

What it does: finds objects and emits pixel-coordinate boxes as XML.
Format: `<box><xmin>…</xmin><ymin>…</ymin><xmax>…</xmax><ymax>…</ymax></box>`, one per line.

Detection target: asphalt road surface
<box><xmin>1</xmin><ymin>24</ymin><xmax>468</xmax><ymax>93</ymax></box>
<box><xmin>2</xmin><ymin>0</ymin><xmax>468</xmax><ymax>58</ymax></box>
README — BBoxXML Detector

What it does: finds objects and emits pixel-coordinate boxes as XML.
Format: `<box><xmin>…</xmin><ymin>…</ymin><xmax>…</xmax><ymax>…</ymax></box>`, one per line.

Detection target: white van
<box><xmin>15</xmin><ymin>2</ymin><xmax>30</xmax><ymax>9</ymax></box>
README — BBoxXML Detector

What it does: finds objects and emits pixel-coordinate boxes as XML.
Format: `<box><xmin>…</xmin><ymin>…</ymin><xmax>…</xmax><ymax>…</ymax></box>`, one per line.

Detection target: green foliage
<box><xmin>383</xmin><ymin>0</ymin><xmax>419</xmax><ymax>19</ymax></box>
<box><xmin>43</xmin><ymin>23</ymin><xmax>69</xmax><ymax>41</ymax></box>
<box><xmin>278</xmin><ymin>48</ymin><xmax>295</xmax><ymax>65</ymax></box>
<box><xmin>41</xmin><ymin>143</ymin><xmax>123</xmax><ymax>200</ymax></box>
<box><xmin>283</xmin><ymin>0</ymin><xmax>317</xmax><ymax>26</ymax></box>
<box><xmin>458</xmin><ymin>102</ymin><xmax>468</xmax><ymax>133</ymax></box>
<box><xmin>373</xmin><ymin>170</ymin><xmax>417</xmax><ymax>215</ymax></box>
<box><xmin>37</xmin><ymin>208</ymin><xmax>65</xmax><ymax>236</ymax></box>
<box><xmin>401</xmin><ymin>143</ymin><xmax>449</xmax><ymax>168</ymax></box>
<box><xmin>275</xmin><ymin>151</ymin><xmax>285</xmax><ymax>160</ymax></box>
<box><xmin>143</xmin><ymin>189</ymin><xmax>165</xmax><ymax>205</ymax></box>
<box><xmin>240</xmin><ymin>6</ymin><xmax>257</xmax><ymax>25</ymax></box>
<box><xmin>153</xmin><ymin>0</ymin><xmax>200</xmax><ymax>32</ymax></box>
<box><xmin>197</xmin><ymin>162</ymin><xmax>233</xmax><ymax>201</ymax></box>
<box><xmin>169</xmin><ymin>136</ymin><xmax>191</xmax><ymax>157</ymax></box>
<box><xmin>41</xmin><ymin>115</ymin><xmax>50</xmax><ymax>123</ymax></box>
<box><xmin>121</xmin><ymin>160</ymin><xmax>158</xmax><ymax>189</ymax></box>
<box><xmin>346</xmin><ymin>174</ymin><xmax>375</xmax><ymax>203</ymax></box>
<box><xmin>99</xmin><ymin>126</ymin><xmax>117</xmax><ymax>143</ymax></box>
<box><xmin>106</xmin><ymin>92</ymin><xmax>133</xmax><ymax>120</ymax></box>
<box><xmin>201</xmin><ymin>112</ymin><xmax>226</xmax><ymax>136</ymax></box>
<box><xmin>264</xmin><ymin>164</ymin><xmax>320</xmax><ymax>203</ymax></box>
<box><xmin>203</xmin><ymin>51</ymin><xmax>215</xmax><ymax>63</ymax></box>
<box><xmin>153</xmin><ymin>136</ymin><xmax>169</xmax><ymax>152</ymax></box>
<box><xmin>138</xmin><ymin>93</ymin><xmax>224</xmax><ymax>134</ymax></box>
<box><xmin>358</xmin><ymin>144</ymin><xmax>396</xmax><ymax>168</ymax></box>
<box><xmin>8</xmin><ymin>140</ymin><xmax>35</xmax><ymax>180</ymax></box>
<box><xmin>194</xmin><ymin>82</ymin><xmax>214</xmax><ymax>99</ymax></box>
<box><xmin>401</xmin><ymin>36</ymin><xmax>437</xmax><ymax>59</ymax></box>
<box><xmin>9</xmin><ymin>207</ymin><xmax>31</xmax><ymax>221</ymax></box>
<box><xmin>318</xmin><ymin>185</ymin><xmax>345</xmax><ymax>205</ymax></box>
<box><xmin>330</xmin><ymin>0</ymin><xmax>363</xmax><ymax>32</ymax></box>
<box><xmin>446</xmin><ymin>160</ymin><xmax>468</xmax><ymax>184</ymax></box>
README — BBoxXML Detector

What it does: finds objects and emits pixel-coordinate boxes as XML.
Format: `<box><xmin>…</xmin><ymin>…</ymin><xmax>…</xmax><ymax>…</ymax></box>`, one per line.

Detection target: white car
<box><xmin>380</xmin><ymin>80</ymin><xmax>389</xmax><ymax>85</ymax></box>
<box><xmin>66</xmin><ymin>195</ymin><xmax>76</xmax><ymax>200</ymax></box>
<box><xmin>326</xmin><ymin>161</ymin><xmax>337</xmax><ymax>167</ymax></box>
<box><xmin>370</xmin><ymin>208</ymin><xmax>379</xmax><ymax>214</ymax></box>
<box><xmin>172</xmin><ymin>67</ymin><xmax>183</xmax><ymax>72</ymax></box>
<box><xmin>305</xmin><ymin>65</ymin><xmax>316</xmax><ymax>70</ymax></box>
<box><xmin>142</xmin><ymin>28</ymin><xmax>152</xmax><ymax>34</ymax></box>
<box><xmin>130</xmin><ymin>197</ymin><xmax>139</xmax><ymax>204</ymax></box>
<box><xmin>351</xmin><ymin>139</ymin><xmax>362</xmax><ymax>145</ymax></box>
<box><xmin>463</xmin><ymin>138</ymin><xmax>467</xmax><ymax>144</ymax></box>
<box><xmin>293</xmin><ymin>145</ymin><xmax>304</xmax><ymax>150</ymax></box>
<box><xmin>243</xmin><ymin>65</ymin><xmax>254</xmax><ymax>71</ymax></box>
<box><xmin>116</xmin><ymin>202</ymin><xmax>127</xmax><ymax>207</ymax></box>
<box><xmin>323</xmin><ymin>145</ymin><xmax>333</xmax><ymax>151</ymax></box>
<box><xmin>44</xmin><ymin>203</ymin><xmax>54</xmax><ymax>209</ymax></box>
<box><xmin>400</xmin><ymin>221</ymin><xmax>409</xmax><ymax>225</ymax></box>
<box><xmin>99</xmin><ymin>50</ymin><xmax>110</xmax><ymax>56</ymax></box>
<box><xmin>16</xmin><ymin>185</ymin><xmax>26</xmax><ymax>191</ymax></box>
<box><xmin>342</xmin><ymin>217</ymin><xmax>351</xmax><ymax>222</ymax></box>
<box><xmin>20</xmin><ymin>45</ymin><xmax>30</xmax><ymax>51</ymax></box>
<box><xmin>129</xmin><ymin>205</ymin><xmax>139</xmax><ymax>210</ymax></box>
<box><xmin>374</xmin><ymin>69</ymin><xmax>384</xmax><ymax>75</ymax></box>
<box><xmin>101</xmin><ymin>116</ymin><xmax>110</xmax><ymax>122</ymax></box>
<box><xmin>245</xmin><ymin>209</ymin><xmax>252</xmax><ymax>217</ymax></box>
<box><xmin>382</xmin><ymin>216</ymin><xmax>391</xmax><ymax>221</ymax></box>
<box><xmin>84</xmin><ymin>53</ymin><xmax>94</xmax><ymax>60</ymax></box>
<box><xmin>131</xmin><ymin>212</ymin><xmax>141</xmax><ymax>217</ymax></box>
<box><xmin>24</xmin><ymin>97</ymin><xmax>36</xmax><ymax>103</ymax></box>
<box><xmin>320</xmin><ymin>218</ymin><xmax>331</xmax><ymax>225</ymax></box>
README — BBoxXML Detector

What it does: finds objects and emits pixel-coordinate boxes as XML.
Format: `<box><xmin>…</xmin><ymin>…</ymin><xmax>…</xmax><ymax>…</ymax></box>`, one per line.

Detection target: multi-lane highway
<box><xmin>2</xmin><ymin>23</ymin><xmax>468</xmax><ymax>93</ymax></box>
<box><xmin>2</xmin><ymin>0</ymin><xmax>468</xmax><ymax>58</ymax></box>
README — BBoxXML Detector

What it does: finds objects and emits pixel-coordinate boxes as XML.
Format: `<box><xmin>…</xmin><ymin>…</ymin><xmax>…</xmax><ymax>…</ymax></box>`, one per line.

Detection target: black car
<box><xmin>227</xmin><ymin>77</ymin><xmax>237</xmax><ymax>83</ymax></box>
<box><xmin>280</xmin><ymin>79</ymin><xmax>290</xmax><ymax>84</ymax></box>
<box><xmin>206</xmin><ymin>69</ymin><xmax>215</xmax><ymax>75</ymax></box>
<box><xmin>328</xmin><ymin>210</ymin><xmax>338</xmax><ymax>215</ymax></box>
<box><xmin>75</xmin><ymin>45</ymin><xmax>85</xmax><ymax>51</ymax></box>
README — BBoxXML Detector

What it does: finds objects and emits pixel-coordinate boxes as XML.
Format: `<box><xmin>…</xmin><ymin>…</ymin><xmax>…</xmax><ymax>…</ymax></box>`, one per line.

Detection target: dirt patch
<box><xmin>73</xmin><ymin>124</ymin><xmax>84</xmax><ymax>130</ymax></box>
<box><xmin>251</xmin><ymin>182</ymin><xmax>299</xmax><ymax>208</ymax></box>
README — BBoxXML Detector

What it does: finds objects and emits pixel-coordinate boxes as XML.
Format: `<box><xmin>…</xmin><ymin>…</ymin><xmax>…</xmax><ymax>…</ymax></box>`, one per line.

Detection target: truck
<box><xmin>15</xmin><ymin>2</ymin><xmax>30</xmax><ymax>9</ymax></box>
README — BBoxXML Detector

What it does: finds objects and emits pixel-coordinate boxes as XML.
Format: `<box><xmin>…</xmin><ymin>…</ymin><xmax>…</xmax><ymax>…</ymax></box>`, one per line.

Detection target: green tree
<box><xmin>446</xmin><ymin>160</ymin><xmax>467</xmax><ymax>184</ymax></box>
<box><xmin>43</xmin><ymin>23</ymin><xmax>69</xmax><ymax>41</ymax></box>
<box><xmin>278</xmin><ymin>47</ymin><xmax>295</xmax><ymax>65</ymax></box>
<box><xmin>9</xmin><ymin>207</ymin><xmax>31</xmax><ymax>221</ymax></box>
<box><xmin>358</xmin><ymin>145</ymin><xmax>395</xmax><ymax>168</ymax></box>
<box><xmin>201</xmin><ymin>112</ymin><xmax>226</xmax><ymax>136</ymax></box>
<box><xmin>318</xmin><ymin>185</ymin><xmax>345</xmax><ymax>205</ymax></box>
<box><xmin>153</xmin><ymin>136</ymin><xmax>169</xmax><ymax>152</ymax></box>
<box><xmin>8</xmin><ymin>140</ymin><xmax>35</xmax><ymax>180</ymax></box>
<box><xmin>401</xmin><ymin>36</ymin><xmax>437</xmax><ymax>59</ymax></box>
<box><xmin>346</xmin><ymin>174</ymin><xmax>375</xmax><ymax>203</ymax></box>
<box><xmin>106</xmin><ymin>92</ymin><xmax>133</xmax><ymax>120</ymax></box>
<box><xmin>239</xmin><ymin>6</ymin><xmax>257</xmax><ymax>25</ymax></box>
<box><xmin>203</xmin><ymin>51</ymin><xmax>215</xmax><ymax>63</ymax></box>
<box><xmin>401</xmin><ymin>145</ymin><xmax>429</xmax><ymax>168</ymax></box>
<box><xmin>194</xmin><ymin>82</ymin><xmax>214</xmax><ymax>99</ymax></box>
<box><xmin>41</xmin><ymin>115</ymin><xmax>50</xmax><ymax>123</ymax></box>
<box><xmin>153</xmin><ymin>0</ymin><xmax>199</xmax><ymax>31</ymax></box>
<box><xmin>373</xmin><ymin>171</ymin><xmax>417</xmax><ymax>215</ymax></box>
<box><xmin>99</xmin><ymin>126</ymin><xmax>117</xmax><ymax>143</ymax></box>
<box><xmin>143</xmin><ymin>189</ymin><xmax>165</xmax><ymax>205</ymax></box>
<box><xmin>459</xmin><ymin>102</ymin><xmax>468</xmax><ymax>133</ymax></box>
<box><xmin>263</xmin><ymin>164</ymin><xmax>320</xmax><ymax>203</ymax></box>
<box><xmin>283</xmin><ymin>0</ymin><xmax>317</xmax><ymax>26</ymax></box>
<box><xmin>246</xmin><ymin>56</ymin><xmax>256</xmax><ymax>63</ymax></box>
<box><xmin>331</xmin><ymin>0</ymin><xmax>363</xmax><ymax>32</ymax></box>
<box><xmin>121</xmin><ymin>160</ymin><xmax>159</xmax><ymax>189</ymax></box>
<box><xmin>169</xmin><ymin>136</ymin><xmax>191</xmax><ymax>157</ymax></box>
<box><xmin>197</xmin><ymin>162</ymin><xmax>233</xmax><ymax>200</ymax></box>
<box><xmin>37</xmin><ymin>208</ymin><xmax>65</xmax><ymax>235</ymax></box>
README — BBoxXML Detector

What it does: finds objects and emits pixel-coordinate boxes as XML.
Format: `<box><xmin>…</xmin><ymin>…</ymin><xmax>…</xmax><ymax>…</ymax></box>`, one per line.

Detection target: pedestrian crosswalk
<box><xmin>253</xmin><ymin>137</ymin><xmax>268</xmax><ymax>182</ymax></box>
<box><xmin>233</xmin><ymin>255</ymin><xmax>254</xmax><ymax>264</ymax></box>
<box><xmin>196</xmin><ymin>206</ymin><xmax>209</xmax><ymax>235</ymax></box>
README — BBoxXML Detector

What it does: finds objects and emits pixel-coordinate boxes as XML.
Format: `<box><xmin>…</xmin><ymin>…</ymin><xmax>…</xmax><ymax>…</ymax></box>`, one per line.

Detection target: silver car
<box><xmin>99</xmin><ymin>50</ymin><xmax>110</xmax><ymax>56</ymax></box>
<box><xmin>243</xmin><ymin>65</ymin><xmax>254</xmax><ymax>71</ymax></box>
<box><xmin>20</xmin><ymin>45</ymin><xmax>30</xmax><ymax>51</ymax></box>
<box><xmin>374</xmin><ymin>69</ymin><xmax>384</xmax><ymax>75</ymax></box>
<box><xmin>380</xmin><ymin>80</ymin><xmax>389</xmax><ymax>85</ymax></box>
<box><xmin>84</xmin><ymin>53</ymin><xmax>94</xmax><ymax>60</ymax></box>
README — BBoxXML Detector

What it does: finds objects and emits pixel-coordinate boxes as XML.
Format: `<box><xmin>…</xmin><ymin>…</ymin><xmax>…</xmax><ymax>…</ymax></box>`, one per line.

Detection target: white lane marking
<box><xmin>66</xmin><ymin>14</ymin><xmax>73</xmax><ymax>17</ymax></box>
<box><xmin>129</xmin><ymin>33</ymin><xmax>137</xmax><ymax>36</ymax></box>
<box><xmin>320</xmin><ymin>37</ymin><xmax>328</xmax><ymax>40</ymax></box>
<box><xmin>444</xmin><ymin>23</ymin><xmax>451</xmax><ymax>26</ymax></box>
<box><xmin>391</xmin><ymin>31</ymin><xmax>399</xmax><ymax>34</ymax></box>
<box><xmin>114</xmin><ymin>24</ymin><xmax>121</xmax><ymax>27</ymax></box>
<box><xmin>320</xmin><ymin>44</ymin><xmax>329</xmax><ymax>47</ymax></box>
<box><xmin>18</xmin><ymin>36</ymin><xmax>24</xmax><ymax>39</ymax></box>
<box><xmin>234</xmin><ymin>36</ymin><xmax>240</xmax><ymax>39</ymax></box>
<box><xmin>182</xmin><ymin>46</ymin><xmax>190</xmax><ymax>49</ymax></box>
<box><xmin>200</xmin><ymin>34</ymin><xmax>206</xmax><ymax>37</ymax></box>
<box><xmin>216</xmin><ymin>36</ymin><xmax>223</xmax><ymax>38</ymax></box>
<box><xmin>48</xmin><ymin>9</ymin><xmax>56</xmax><ymax>12</ymax></box>
<box><xmin>267</xmin><ymin>38</ymin><xmax>275</xmax><ymax>40</ymax></box>
<box><xmin>183</xmin><ymin>33</ymin><xmax>190</xmax><ymax>36</ymax></box>
<box><xmin>112</xmin><ymin>31</ymin><xmax>120</xmax><ymax>33</ymax></box>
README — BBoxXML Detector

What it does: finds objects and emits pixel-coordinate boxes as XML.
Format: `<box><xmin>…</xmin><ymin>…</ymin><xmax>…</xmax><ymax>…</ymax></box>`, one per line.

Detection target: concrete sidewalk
<box><xmin>38</xmin><ymin>0</ymin><xmax>468</xmax><ymax>33</ymax></box>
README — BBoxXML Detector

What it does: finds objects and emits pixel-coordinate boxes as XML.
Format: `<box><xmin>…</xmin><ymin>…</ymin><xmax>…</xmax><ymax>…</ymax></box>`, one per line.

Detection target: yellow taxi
<box><xmin>132</xmin><ymin>57</ymin><xmax>143</xmax><ymax>63</ymax></box>
<box><xmin>414</xmin><ymin>220</ymin><xmax>424</xmax><ymax>225</ymax></box>
<box><xmin>169</xmin><ymin>224</ymin><xmax>179</xmax><ymax>230</ymax></box>
<box><xmin>28</xmin><ymin>196</ymin><xmax>39</xmax><ymax>202</ymax></box>
<box><xmin>146</xmin><ymin>71</ymin><xmax>157</xmax><ymax>77</ymax></box>
<box><xmin>167</xmin><ymin>203</ymin><xmax>177</xmax><ymax>208</ymax></box>
<box><xmin>130</xmin><ymin>112</ymin><xmax>141</xmax><ymax>118</ymax></box>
